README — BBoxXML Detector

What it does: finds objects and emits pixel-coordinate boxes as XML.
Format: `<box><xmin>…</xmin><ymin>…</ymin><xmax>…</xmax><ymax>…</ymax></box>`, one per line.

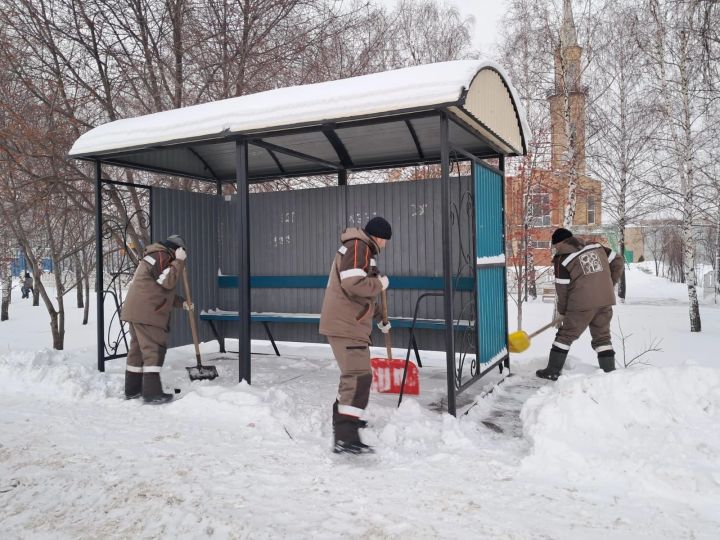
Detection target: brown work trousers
<box><xmin>126</xmin><ymin>322</ymin><xmax>168</xmax><ymax>374</ymax></box>
<box><xmin>328</xmin><ymin>336</ymin><xmax>373</xmax><ymax>418</ymax></box>
<box><xmin>554</xmin><ymin>306</ymin><xmax>614</xmax><ymax>353</ymax></box>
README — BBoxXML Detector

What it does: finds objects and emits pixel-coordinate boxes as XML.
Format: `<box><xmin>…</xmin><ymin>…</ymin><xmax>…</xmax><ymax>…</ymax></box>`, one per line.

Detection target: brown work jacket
<box><xmin>553</xmin><ymin>236</ymin><xmax>624</xmax><ymax>314</ymax></box>
<box><xmin>121</xmin><ymin>243</ymin><xmax>185</xmax><ymax>329</ymax></box>
<box><xmin>319</xmin><ymin>228</ymin><xmax>384</xmax><ymax>344</ymax></box>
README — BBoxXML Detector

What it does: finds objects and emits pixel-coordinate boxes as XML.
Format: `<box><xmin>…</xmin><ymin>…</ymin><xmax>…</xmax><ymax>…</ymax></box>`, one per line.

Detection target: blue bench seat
<box><xmin>201</xmin><ymin>310</ymin><xmax>472</xmax><ymax>331</ymax></box>
<box><xmin>201</xmin><ymin>274</ymin><xmax>474</xmax><ymax>359</ymax></box>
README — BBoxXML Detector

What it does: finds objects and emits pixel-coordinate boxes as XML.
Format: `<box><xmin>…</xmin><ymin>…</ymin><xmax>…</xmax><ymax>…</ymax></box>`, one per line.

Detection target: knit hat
<box><xmin>363</xmin><ymin>217</ymin><xmax>392</xmax><ymax>240</ymax></box>
<box><xmin>551</xmin><ymin>228</ymin><xmax>573</xmax><ymax>245</ymax></box>
<box><xmin>165</xmin><ymin>234</ymin><xmax>186</xmax><ymax>249</ymax></box>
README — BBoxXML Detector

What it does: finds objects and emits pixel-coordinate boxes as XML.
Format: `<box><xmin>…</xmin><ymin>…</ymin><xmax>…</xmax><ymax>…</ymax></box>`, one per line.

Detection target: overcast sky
<box><xmin>375</xmin><ymin>0</ymin><xmax>510</xmax><ymax>57</ymax></box>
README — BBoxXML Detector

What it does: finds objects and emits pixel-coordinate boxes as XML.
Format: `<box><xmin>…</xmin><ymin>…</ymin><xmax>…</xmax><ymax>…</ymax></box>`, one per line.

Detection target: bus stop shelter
<box><xmin>69</xmin><ymin>59</ymin><xmax>529</xmax><ymax>415</ymax></box>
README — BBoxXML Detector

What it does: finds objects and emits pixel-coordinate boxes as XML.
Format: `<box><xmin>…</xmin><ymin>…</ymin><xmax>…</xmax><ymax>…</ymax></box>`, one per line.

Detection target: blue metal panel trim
<box><xmin>219</xmin><ymin>274</ymin><xmax>474</xmax><ymax>291</ymax></box>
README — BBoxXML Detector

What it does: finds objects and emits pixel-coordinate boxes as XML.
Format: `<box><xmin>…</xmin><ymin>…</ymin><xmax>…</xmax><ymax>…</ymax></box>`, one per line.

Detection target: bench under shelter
<box><xmin>70</xmin><ymin>59</ymin><xmax>529</xmax><ymax>415</ymax></box>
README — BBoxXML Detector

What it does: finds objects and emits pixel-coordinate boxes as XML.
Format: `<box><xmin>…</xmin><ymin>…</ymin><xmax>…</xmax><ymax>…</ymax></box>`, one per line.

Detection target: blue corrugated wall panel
<box><xmin>474</xmin><ymin>163</ymin><xmax>507</xmax><ymax>364</ymax></box>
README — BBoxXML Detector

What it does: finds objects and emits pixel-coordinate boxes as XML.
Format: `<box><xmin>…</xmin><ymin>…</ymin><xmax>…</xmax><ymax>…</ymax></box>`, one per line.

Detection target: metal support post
<box><xmin>236</xmin><ymin>141</ymin><xmax>252</xmax><ymax>384</ymax></box>
<box><xmin>499</xmin><ymin>155</ymin><xmax>510</xmax><ymax>372</ymax></box>
<box><xmin>440</xmin><ymin>113</ymin><xmax>456</xmax><ymax>416</ymax></box>
<box><xmin>95</xmin><ymin>161</ymin><xmax>105</xmax><ymax>372</ymax></box>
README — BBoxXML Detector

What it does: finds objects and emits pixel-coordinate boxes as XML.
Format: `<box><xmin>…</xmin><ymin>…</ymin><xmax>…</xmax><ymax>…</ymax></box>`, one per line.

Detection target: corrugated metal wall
<box><xmin>151</xmin><ymin>188</ymin><xmax>219</xmax><ymax>347</ymax></box>
<box><xmin>154</xmin><ymin>177</ymin><xmax>478</xmax><ymax>352</ymax></box>
<box><xmin>474</xmin><ymin>163</ymin><xmax>508</xmax><ymax>363</ymax></box>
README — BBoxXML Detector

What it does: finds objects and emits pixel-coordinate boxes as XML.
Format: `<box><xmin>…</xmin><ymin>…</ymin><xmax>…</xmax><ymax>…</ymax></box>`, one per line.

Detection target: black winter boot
<box><xmin>536</xmin><ymin>348</ymin><xmax>568</xmax><ymax>381</ymax></box>
<box><xmin>334</xmin><ymin>440</ymin><xmax>374</xmax><ymax>454</ymax></box>
<box><xmin>332</xmin><ymin>401</ymin><xmax>373</xmax><ymax>454</ymax></box>
<box><xmin>142</xmin><ymin>372</ymin><xmax>173</xmax><ymax>404</ymax></box>
<box><xmin>598</xmin><ymin>351</ymin><xmax>616</xmax><ymax>373</ymax></box>
<box><xmin>124</xmin><ymin>371</ymin><xmax>142</xmax><ymax>399</ymax></box>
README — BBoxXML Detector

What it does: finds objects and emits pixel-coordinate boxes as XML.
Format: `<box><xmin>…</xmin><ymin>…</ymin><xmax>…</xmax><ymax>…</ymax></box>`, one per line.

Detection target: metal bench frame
<box><xmin>201</xmin><ymin>274</ymin><xmax>475</xmax><ymax>367</ymax></box>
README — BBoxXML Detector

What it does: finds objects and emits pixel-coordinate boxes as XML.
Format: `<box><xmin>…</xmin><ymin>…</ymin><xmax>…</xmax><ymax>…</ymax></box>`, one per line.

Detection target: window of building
<box><xmin>529</xmin><ymin>186</ymin><xmax>551</xmax><ymax>227</ymax></box>
<box><xmin>587</xmin><ymin>195</ymin><xmax>595</xmax><ymax>224</ymax></box>
<box><xmin>530</xmin><ymin>240</ymin><xmax>551</xmax><ymax>249</ymax></box>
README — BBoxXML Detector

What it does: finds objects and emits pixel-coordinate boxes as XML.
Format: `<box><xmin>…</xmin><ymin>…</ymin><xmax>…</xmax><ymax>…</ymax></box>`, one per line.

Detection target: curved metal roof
<box><xmin>69</xmin><ymin>60</ymin><xmax>529</xmax><ymax>182</ymax></box>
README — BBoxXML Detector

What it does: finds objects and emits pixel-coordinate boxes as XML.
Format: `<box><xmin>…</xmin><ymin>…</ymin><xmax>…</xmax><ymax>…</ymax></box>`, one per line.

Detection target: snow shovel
<box><xmin>370</xmin><ymin>289</ymin><xmax>419</xmax><ymax>395</ymax></box>
<box><xmin>508</xmin><ymin>318</ymin><xmax>563</xmax><ymax>353</ymax></box>
<box><xmin>182</xmin><ymin>269</ymin><xmax>218</xmax><ymax>381</ymax></box>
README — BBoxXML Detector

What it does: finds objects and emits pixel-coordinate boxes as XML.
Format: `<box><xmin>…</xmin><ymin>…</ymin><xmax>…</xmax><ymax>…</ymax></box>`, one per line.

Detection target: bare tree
<box><xmin>636</xmin><ymin>0</ymin><xmax>719</xmax><ymax>332</ymax></box>
<box><xmin>614</xmin><ymin>317</ymin><xmax>663</xmax><ymax>368</ymax></box>
<box><xmin>0</xmin><ymin>0</ymin><xmax>482</xmax><ymax>350</ymax></box>
<box><xmin>587</xmin><ymin>4</ymin><xmax>660</xmax><ymax>300</ymax></box>
<box><xmin>641</xmin><ymin>222</ymin><xmax>670</xmax><ymax>276</ymax></box>
<box><xmin>498</xmin><ymin>0</ymin><xmax>557</xmax><ymax>329</ymax></box>
<box><xmin>387</xmin><ymin>0</ymin><xmax>474</xmax><ymax>65</ymax></box>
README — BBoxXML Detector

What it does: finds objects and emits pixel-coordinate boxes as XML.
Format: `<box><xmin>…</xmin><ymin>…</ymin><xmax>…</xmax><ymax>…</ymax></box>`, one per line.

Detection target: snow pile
<box><xmin>521</xmin><ymin>366</ymin><xmax>720</xmax><ymax>509</ymax></box>
<box><xmin>164</xmin><ymin>384</ymin><xmax>295</xmax><ymax>440</ymax></box>
<box><xmin>377</xmin><ymin>399</ymin><xmax>478</xmax><ymax>453</ymax></box>
<box><xmin>0</xmin><ymin>350</ymin><xmax>121</xmax><ymax>400</ymax></box>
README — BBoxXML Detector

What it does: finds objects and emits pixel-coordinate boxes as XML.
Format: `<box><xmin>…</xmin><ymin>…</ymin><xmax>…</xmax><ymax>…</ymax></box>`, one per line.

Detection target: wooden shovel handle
<box><xmin>381</xmin><ymin>289</ymin><xmax>392</xmax><ymax>359</ymax></box>
<box><xmin>181</xmin><ymin>269</ymin><xmax>202</xmax><ymax>360</ymax></box>
<box><xmin>381</xmin><ymin>289</ymin><xmax>389</xmax><ymax>324</ymax></box>
<box><xmin>528</xmin><ymin>318</ymin><xmax>562</xmax><ymax>339</ymax></box>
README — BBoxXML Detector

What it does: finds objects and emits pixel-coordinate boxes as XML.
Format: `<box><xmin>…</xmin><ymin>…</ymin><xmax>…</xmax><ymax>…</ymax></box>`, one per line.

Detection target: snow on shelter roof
<box><xmin>69</xmin><ymin>60</ymin><xmax>529</xmax><ymax>182</ymax></box>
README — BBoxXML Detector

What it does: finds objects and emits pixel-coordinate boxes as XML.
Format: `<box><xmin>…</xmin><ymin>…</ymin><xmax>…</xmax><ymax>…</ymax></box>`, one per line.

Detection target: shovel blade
<box><xmin>508</xmin><ymin>330</ymin><xmax>531</xmax><ymax>353</ymax></box>
<box><xmin>186</xmin><ymin>365</ymin><xmax>219</xmax><ymax>381</ymax></box>
<box><xmin>370</xmin><ymin>357</ymin><xmax>419</xmax><ymax>395</ymax></box>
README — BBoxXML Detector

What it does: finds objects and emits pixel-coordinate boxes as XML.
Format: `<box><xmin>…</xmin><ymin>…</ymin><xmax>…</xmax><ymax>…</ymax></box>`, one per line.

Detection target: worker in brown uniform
<box><xmin>319</xmin><ymin>217</ymin><xmax>392</xmax><ymax>454</ymax></box>
<box><xmin>121</xmin><ymin>234</ymin><xmax>192</xmax><ymax>403</ymax></box>
<box><xmin>537</xmin><ymin>228</ymin><xmax>625</xmax><ymax>380</ymax></box>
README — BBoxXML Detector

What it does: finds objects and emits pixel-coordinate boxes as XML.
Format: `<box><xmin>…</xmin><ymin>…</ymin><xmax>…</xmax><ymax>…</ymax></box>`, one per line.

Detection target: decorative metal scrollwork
<box><xmin>448</xmin><ymin>154</ymin><xmax>479</xmax><ymax>391</ymax></box>
<box><xmin>100</xmin><ymin>181</ymin><xmax>151</xmax><ymax>360</ymax></box>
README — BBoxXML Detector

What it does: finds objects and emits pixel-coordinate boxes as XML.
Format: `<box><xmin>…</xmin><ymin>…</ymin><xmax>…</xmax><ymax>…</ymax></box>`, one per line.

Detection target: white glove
<box><xmin>183</xmin><ymin>301</ymin><xmax>194</xmax><ymax>312</ymax></box>
<box><xmin>378</xmin><ymin>275</ymin><xmax>389</xmax><ymax>290</ymax></box>
<box><xmin>554</xmin><ymin>314</ymin><xmax>565</xmax><ymax>329</ymax></box>
<box><xmin>377</xmin><ymin>321</ymin><xmax>391</xmax><ymax>334</ymax></box>
<box><xmin>175</xmin><ymin>247</ymin><xmax>187</xmax><ymax>261</ymax></box>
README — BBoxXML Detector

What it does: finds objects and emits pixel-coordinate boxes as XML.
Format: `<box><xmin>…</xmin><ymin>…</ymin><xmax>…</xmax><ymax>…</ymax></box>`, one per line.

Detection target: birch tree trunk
<box><xmin>678</xmin><ymin>14</ymin><xmax>701</xmax><ymax>332</ymax></box>
<box><xmin>561</xmin><ymin>84</ymin><xmax>579</xmax><ymax>228</ymax></box>
<box><xmin>648</xmin><ymin>0</ymin><xmax>702</xmax><ymax>332</ymax></box>
<box><xmin>617</xmin><ymin>65</ymin><xmax>629</xmax><ymax>301</ymax></box>
<box><xmin>715</xmin><ymin>204</ymin><xmax>720</xmax><ymax>303</ymax></box>
<box><xmin>51</xmin><ymin>269</ymin><xmax>65</xmax><ymax>350</ymax></box>
<box><xmin>32</xmin><ymin>270</ymin><xmax>40</xmax><ymax>306</ymax></box>
<box><xmin>1</xmin><ymin>264</ymin><xmax>11</xmax><ymax>321</ymax></box>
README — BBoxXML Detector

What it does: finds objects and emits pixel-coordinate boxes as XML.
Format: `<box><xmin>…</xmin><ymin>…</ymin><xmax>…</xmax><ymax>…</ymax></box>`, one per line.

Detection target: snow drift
<box><xmin>0</xmin><ymin>349</ymin><xmax>121</xmax><ymax>400</ymax></box>
<box><xmin>521</xmin><ymin>366</ymin><xmax>720</xmax><ymax>511</ymax></box>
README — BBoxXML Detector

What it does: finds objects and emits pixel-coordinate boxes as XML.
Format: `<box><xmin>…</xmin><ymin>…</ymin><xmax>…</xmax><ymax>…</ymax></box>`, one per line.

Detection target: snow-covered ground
<box><xmin>1</xmin><ymin>265</ymin><xmax>719</xmax><ymax>539</ymax></box>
